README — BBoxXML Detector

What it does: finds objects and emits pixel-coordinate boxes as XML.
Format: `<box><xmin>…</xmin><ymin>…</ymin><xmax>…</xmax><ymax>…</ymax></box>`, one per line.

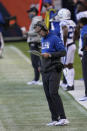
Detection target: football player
<box><xmin>56</xmin><ymin>8</ymin><xmax>76</xmax><ymax>91</ymax></box>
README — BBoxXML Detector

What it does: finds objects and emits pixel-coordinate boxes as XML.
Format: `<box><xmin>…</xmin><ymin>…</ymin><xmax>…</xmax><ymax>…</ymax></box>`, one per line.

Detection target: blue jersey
<box><xmin>41</xmin><ymin>33</ymin><xmax>65</xmax><ymax>54</ymax></box>
<box><xmin>0</xmin><ymin>12</ymin><xmax>5</xmax><ymax>32</ymax></box>
<box><xmin>81</xmin><ymin>24</ymin><xmax>87</xmax><ymax>49</ymax></box>
<box><xmin>50</xmin><ymin>21</ymin><xmax>61</xmax><ymax>37</ymax></box>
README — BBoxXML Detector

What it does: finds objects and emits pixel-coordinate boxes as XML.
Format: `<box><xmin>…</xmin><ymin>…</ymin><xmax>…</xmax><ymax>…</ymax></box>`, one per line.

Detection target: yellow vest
<box><xmin>45</xmin><ymin>8</ymin><xmax>56</xmax><ymax>30</ymax></box>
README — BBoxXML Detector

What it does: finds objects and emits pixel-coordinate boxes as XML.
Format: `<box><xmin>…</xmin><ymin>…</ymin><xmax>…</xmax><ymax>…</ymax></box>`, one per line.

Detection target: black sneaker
<box><xmin>66</xmin><ymin>85</ymin><xmax>74</xmax><ymax>91</ymax></box>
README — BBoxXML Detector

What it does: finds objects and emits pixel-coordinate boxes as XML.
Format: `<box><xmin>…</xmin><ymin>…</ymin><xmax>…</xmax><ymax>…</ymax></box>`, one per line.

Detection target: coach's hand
<box><xmin>41</xmin><ymin>53</ymin><xmax>51</xmax><ymax>58</ymax></box>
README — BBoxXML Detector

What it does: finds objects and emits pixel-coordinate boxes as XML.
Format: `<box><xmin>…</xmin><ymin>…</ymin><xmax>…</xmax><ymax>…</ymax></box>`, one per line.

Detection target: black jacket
<box><xmin>40</xmin><ymin>50</ymin><xmax>66</xmax><ymax>73</ymax></box>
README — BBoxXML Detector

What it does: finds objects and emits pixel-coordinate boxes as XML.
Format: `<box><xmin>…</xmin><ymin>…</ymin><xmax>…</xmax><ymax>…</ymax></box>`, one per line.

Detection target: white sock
<box><xmin>63</xmin><ymin>68</ymin><xmax>75</xmax><ymax>86</ymax></box>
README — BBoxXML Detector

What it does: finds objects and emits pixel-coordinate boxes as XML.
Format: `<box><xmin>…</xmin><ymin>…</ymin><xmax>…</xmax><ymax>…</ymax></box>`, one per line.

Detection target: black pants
<box><xmin>0</xmin><ymin>41</ymin><xmax>1</xmax><ymax>47</ymax></box>
<box><xmin>82</xmin><ymin>52</ymin><xmax>87</xmax><ymax>96</ymax></box>
<box><xmin>63</xmin><ymin>74</ymin><xmax>67</xmax><ymax>84</ymax></box>
<box><xmin>42</xmin><ymin>70</ymin><xmax>66</xmax><ymax>121</ymax></box>
<box><xmin>29</xmin><ymin>42</ymin><xmax>41</xmax><ymax>81</ymax></box>
<box><xmin>31</xmin><ymin>54</ymin><xmax>40</xmax><ymax>81</ymax></box>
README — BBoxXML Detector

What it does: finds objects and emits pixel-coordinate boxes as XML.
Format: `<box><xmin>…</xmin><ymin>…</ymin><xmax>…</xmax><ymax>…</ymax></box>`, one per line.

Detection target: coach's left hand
<box><xmin>41</xmin><ymin>53</ymin><xmax>51</xmax><ymax>58</ymax></box>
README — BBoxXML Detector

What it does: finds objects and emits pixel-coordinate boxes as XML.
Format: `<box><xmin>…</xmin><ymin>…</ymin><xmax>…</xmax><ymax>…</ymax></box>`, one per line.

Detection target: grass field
<box><xmin>5</xmin><ymin>41</ymin><xmax>82</xmax><ymax>80</ymax></box>
<box><xmin>0</xmin><ymin>43</ymin><xmax>86</xmax><ymax>131</ymax></box>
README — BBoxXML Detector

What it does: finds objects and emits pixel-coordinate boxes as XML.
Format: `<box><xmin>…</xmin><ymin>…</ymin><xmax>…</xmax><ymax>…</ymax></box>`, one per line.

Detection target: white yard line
<box><xmin>9</xmin><ymin>46</ymin><xmax>31</xmax><ymax>65</ymax></box>
<box><xmin>0</xmin><ymin>45</ymin><xmax>33</xmax><ymax>83</ymax></box>
<box><xmin>1</xmin><ymin>106</ymin><xmax>17</xmax><ymax>131</ymax></box>
<box><xmin>61</xmin><ymin>88</ymin><xmax>87</xmax><ymax>116</ymax></box>
<box><xmin>0</xmin><ymin>46</ymin><xmax>33</xmax><ymax>130</ymax></box>
<box><xmin>9</xmin><ymin>46</ymin><xmax>87</xmax><ymax>111</ymax></box>
<box><xmin>68</xmin><ymin>80</ymin><xmax>87</xmax><ymax>110</ymax></box>
<box><xmin>0</xmin><ymin>121</ymin><xmax>6</xmax><ymax>131</ymax></box>
<box><xmin>0</xmin><ymin>45</ymin><xmax>87</xmax><ymax>130</ymax></box>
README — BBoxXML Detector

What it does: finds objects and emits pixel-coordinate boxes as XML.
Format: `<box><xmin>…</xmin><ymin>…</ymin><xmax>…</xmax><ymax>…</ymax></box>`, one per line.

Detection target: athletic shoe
<box><xmin>79</xmin><ymin>96</ymin><xmax>87</xmax><ymax>101</ymax></box>
<box><xmin>55</xmin><ymin>119</ymin><xmax>69</xmax><ymax>126</ymax></box>
<box><xmin>65</xmin><ymin>85</ymin><xmax>74</xmax><ymax>91</ymax></box>
<box><xmin>46</xmin><ymin>121</ymin><xmax>58</xmax><ymax>126</ymax></box>
<box><xmin>27</xmin><ymin>80</ymin><xmax>36</xmax><ymax>85</ymax></box>
<box><xmin>35</xmin><ymin>81</ymin><xmax>43</xmax><ymax>85</ymax></box>
<box><xmin>27</xmin><ymin>80</ymin><xmax>43</xmax><ymax>85</ymax></box>
<box><xmin>60</xmin><ymin>83</ymin><xmax>67</xmax><ymax>88</ymax></box>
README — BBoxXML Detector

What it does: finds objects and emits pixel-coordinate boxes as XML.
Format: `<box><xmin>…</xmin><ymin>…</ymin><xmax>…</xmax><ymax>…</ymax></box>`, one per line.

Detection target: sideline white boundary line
<box><xmin>7</xmin><ymin>46</ymin><xmax>87</xmax><ymax>112</ymax></box>
<box><xmin>9</xmin><ymin>46</ymin><xmax>31</xmax><ymax>65</ymax></box>
<box><xmin>0</xmin><ymin>121</ymin><xmax>6</xmax><ymax>131</ymax></box>
<box><xmin>61</xmin><ymin>89</ymin><xmax>87</xmax><ymax>115</ymax></box>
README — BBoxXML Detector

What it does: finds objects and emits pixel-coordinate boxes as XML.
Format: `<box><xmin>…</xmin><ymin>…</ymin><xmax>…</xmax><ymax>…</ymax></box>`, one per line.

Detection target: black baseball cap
<box><xmin>34</xmin><ymin>21</ymin><xmax>48</xmax><ymax>31</ymax></box>
<box><xmin>27</xmin><ymin>7</ymin><xmax>38</xmax><ymax>14</ymax></box>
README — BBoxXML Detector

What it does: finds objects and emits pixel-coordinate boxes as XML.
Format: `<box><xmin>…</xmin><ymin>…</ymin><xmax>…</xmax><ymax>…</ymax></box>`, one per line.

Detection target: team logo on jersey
<box><xmin>42</xmin><ymin>42</ymin><xmax>50</xmax><ymax>49</ymax></box>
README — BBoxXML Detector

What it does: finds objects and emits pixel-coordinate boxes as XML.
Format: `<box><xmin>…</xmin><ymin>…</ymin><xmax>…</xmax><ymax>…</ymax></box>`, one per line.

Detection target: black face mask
<box><xmin>43</xmin><ymin>4</ymin><xmax>47</xmax><ymax>8</ymax></box>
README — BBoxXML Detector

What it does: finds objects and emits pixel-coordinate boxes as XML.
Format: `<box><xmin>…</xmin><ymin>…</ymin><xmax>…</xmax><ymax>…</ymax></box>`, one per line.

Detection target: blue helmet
<box><xmin>43</xmin><ymin>0</ymin><xmax>52</xmax><ymax>4</ymax></box>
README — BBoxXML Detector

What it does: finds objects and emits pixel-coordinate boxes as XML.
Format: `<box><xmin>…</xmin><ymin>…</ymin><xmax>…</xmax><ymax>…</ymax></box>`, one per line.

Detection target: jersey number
<box><xmin>68</xmin><ymin>26</ymin><xmax>75</xmax><ymax>39</ymax></box>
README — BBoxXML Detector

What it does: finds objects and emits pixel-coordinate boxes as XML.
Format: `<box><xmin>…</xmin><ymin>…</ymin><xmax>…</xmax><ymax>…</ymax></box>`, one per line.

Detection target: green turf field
<box><xmin>0</xmin><ymin>44</ymin><xmax>86</xmax><ymax>131</ymax></box>
<box><xmin>5</xmin><ymin>41</ymin><xmax>82</xmax><ymax>80</ymax></box>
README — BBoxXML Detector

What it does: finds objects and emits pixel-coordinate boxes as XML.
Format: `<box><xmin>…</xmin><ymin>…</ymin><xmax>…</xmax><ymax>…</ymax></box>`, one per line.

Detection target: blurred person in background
<box><xmin>0</xmin><ymin>12</ymin><xmax>5</xmax><ymax>58</ymax></box>
<box><xmin>78</xmin><ymin>17</ymin><xmax>87</xmax><ymax>101</ymax></box>
<box><xmin>72</xmin><ymin>0</ymin><xmax>87</xmax><ymax>85</ymax></box>
<box><xmin>42</xmin><ymin>0</ymin><xmax>56</xmax><ymax>30</ymax></box>
<box><xmin>74</xmin><ymin>0</ymin><xmax>87</xmax><ymax>58</ymax></box>
<box><xmin>49</xmin><ymin>10</ymin><xmax>61</xmax><ymax>37</ymax></box>
<box><xmin>26</xmin><ymin>7</ymin><xmax>43</xmax><ymax>85</ymax></box>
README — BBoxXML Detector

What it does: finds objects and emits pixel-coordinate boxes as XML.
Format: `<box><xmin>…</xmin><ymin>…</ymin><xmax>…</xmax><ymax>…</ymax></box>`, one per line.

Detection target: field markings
<box><xmin>0</xmin><ymin>120</ymin><xmax>6</xmax><ymax>131</ymax></box>
<box><xmin>0</xmin><ymin>46</ymin><xmax>87</xmax><ymax>131</ymax></box>
<box><xmin>9</xmin><ymin>46</ymin><xmax>31</xmax><ymax>65</ymax></box>
<box><xmin>60</xmin><ymin>89</ymin><xmax>87</xmax><ymax>118</ymax></box>
<box><xmin>0</xmin><ymin>46</ymin><xmax>33</xmax><ymax>83</ymax></box>
<box><xmin>9</xmin><ymin>46</ymin><xmax>87</xmax><ymax>116</ymax></box>
<box><xmin>0</xmin><ymin>46</ymin><xmax>34</xmax><ymax>130</ymax></box>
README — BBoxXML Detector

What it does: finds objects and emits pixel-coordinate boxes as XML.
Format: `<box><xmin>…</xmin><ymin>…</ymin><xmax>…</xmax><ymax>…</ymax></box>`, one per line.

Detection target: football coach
<box><xmin>34</xmin><ymin>21</ymin><xmax>69</xmax><ymax>126</ymax></box>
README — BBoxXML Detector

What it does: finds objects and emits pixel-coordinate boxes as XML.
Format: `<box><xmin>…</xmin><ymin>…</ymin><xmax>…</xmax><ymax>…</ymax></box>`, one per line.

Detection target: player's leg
<box><xmin>63</xmin><ymin>44</ymin><xmax>76</xmax><ymax>90</ymax></box>
<box><xmin>0</xmin><ymin>32</ymin><xmax>4</xmax><ymax>58</ymax></box>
